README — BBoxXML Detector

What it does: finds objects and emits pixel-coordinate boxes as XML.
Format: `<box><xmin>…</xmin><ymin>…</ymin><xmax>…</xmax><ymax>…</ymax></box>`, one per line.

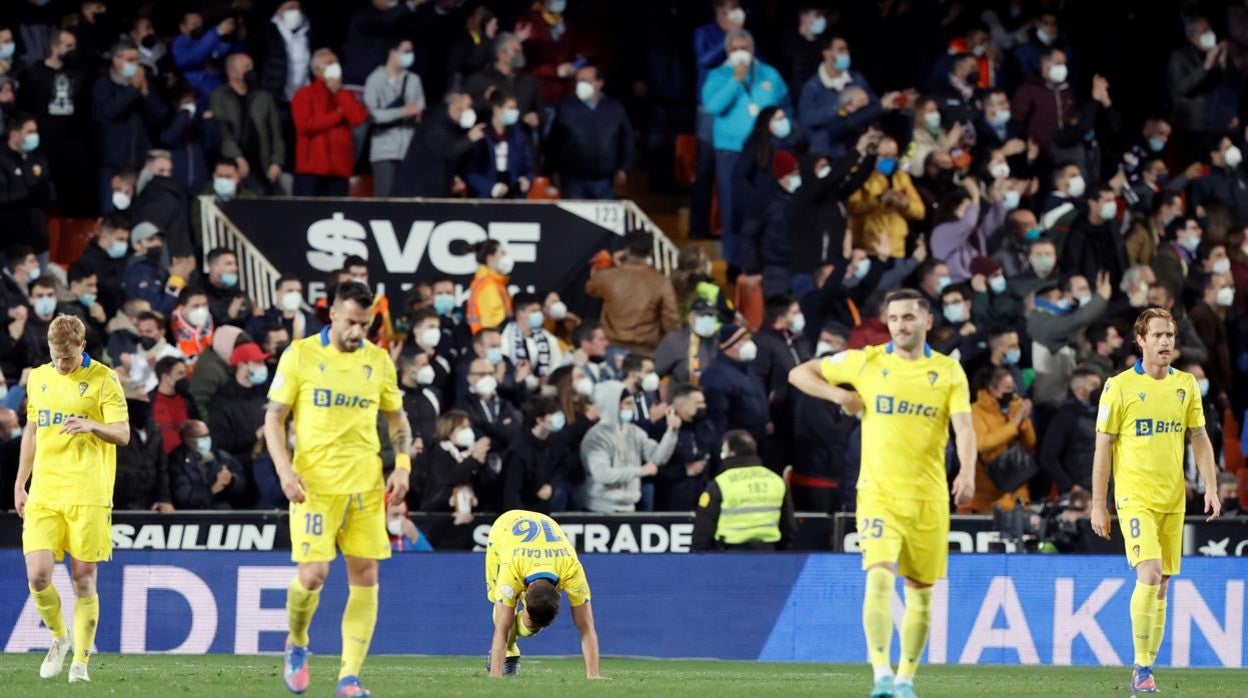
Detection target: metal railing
<box><xmin>198</xmin><ymin>196</ymin><xmax>284</xmax><ymax>311</ymax></box>
<box><xmin>200</xmin><ymin>196</ymin><xmax>683</xmax><ymax>291</ymax></box>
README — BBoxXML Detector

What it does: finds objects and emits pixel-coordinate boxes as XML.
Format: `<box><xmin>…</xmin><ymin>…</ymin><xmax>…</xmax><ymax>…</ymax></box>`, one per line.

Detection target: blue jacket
<box><xmin>124</xmin><ymin>254</ymin><xmax>177</xmax><ymax>317</ymax></box>
<box><xmin>700</xmin><ymin>353</ymin><xmax>769</xmax><ymax>446</ymax></box>
<box><xmin>158</xmin><ymin>108</ymin><xmax>222</xmax><ymax>196</ymax></box>
<box><xmin>92</xmin><ymin>74</ymin><xmax>169</xmax><ymax>169</ymax></box>
<box><xmin>170</xmin><ymin>28</ymin><xmax>239</xmax><ymax>105</ymax></box>
<box><xmin>701</xmin><ymin>61</ymin><xmax>790</xmax><ymax>152</ymax></box>
<box><xmin>464</xmin><ymin>127</ymin><xmax>536</xmax><ymax>199</ymax></box>
<box><xmin>693</xmin><ymin>22</ymin><xmax>727</xmax><ymax>95</ymax></box>
<box><xmin>797</xmin><ymin>70</ymin><xmax>879</xmax><ymax>157</ymax></box>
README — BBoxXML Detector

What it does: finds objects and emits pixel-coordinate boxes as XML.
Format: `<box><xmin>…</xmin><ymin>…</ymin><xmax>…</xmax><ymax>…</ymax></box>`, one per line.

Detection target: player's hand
<box><xmin>1090</xmin><ymin>503</ymin><xmax>1111</xmax><ymax>539</ymax></box>
<box><xmin>59</xmin><ymin>417</ymin><xmax>96</xmax><ymax>436</ymax></box>
<box><xmin>14</xmin><ymin>486</ymin><xmax>27</xmax><ymax>518</ymax></box>
<box><xmin>951</xmin><ymin>472</ymin><xmax>975</xmax><ymax>507</ymax></box>
<box><xmin>279</xmin><ymin>469</ymin><xmax>307</xmax><ymax>503</ymax></box>
<box><xmin>1205</xmin><ymin>489</ymin><xmax>1223</xmax><ymax>522</ymax></box>
<box><xmin>640</xmin><ymin>462</ymin><xmax>658</xmax><ymax>477</ymax></box>
<box><xmin>385</xmin><ymin>467</ymin><xmax>410</xmax><ymax>503</ymax></box>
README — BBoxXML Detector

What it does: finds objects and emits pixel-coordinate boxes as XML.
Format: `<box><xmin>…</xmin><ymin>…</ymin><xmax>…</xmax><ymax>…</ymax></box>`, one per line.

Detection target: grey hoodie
<box><xmin>580</xmin><ymin>380</ymin><xmax>678</xmax><ymax>513</ymax></box>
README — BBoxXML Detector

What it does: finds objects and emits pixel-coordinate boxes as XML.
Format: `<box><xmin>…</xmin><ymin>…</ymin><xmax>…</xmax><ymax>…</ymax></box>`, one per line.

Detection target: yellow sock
<box><xmin>897</xmin><ymin>585</ymin><xmax>933</xmax><ymax>679</ymax></box>
<box><xmin>338</xmin><ymin>585</ymin><xmax>378</xmax><ymax>680</ymax></box>
<box><xmin>1130</xmin><ymin>581</ymin><xmax>1159</xmax><ymax>667</ymax></box>
<box><xmin>72</xmin><ymin>594</ymin><xmax>98</xmax><ymax>665</ymax></box>
<box><xmin>29</xmin><ymin>584</ymin><xmax>66</xmax><ymax>639</ymax></box>
<box><xmin>862</xmin><ymin>567</ymin><xmax>895</xmax><ymax>675</ymax></box>
<box><xmin>1150</xmin><ymin>598</ymin><xmax>1167</xmax><ymax>666</ymax></box>
<box><xmin>286</xmin><ymin>579</ymin><xmax>321</xmax><ymax>648</ymax></box>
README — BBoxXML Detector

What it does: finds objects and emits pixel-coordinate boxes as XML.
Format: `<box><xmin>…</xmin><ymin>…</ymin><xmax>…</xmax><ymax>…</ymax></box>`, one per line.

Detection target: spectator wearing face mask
<box><xmin>906</xmin><ymin>97</ymin><xmax>963</xmax><ymax>178</ymax></box>
<box><xmin>170</xmin><ymin>11</ymin><xmax>241</xmax><ymax>107</ymax></box>
<box><xmin>752</xmin><ymin>294</ymin><xmax>811</xmax><ymax>470</ymax></box>
<box><xmin>464</xmin><ymin>90</ymin><xmax>535</xmax><ymax>199</ymax></box>
<box><xmin>158</xmin><ymin>87</ymin><xmax>221</xmax><ymax>198</ymax></box>
<box><xmin>740</xmin><ymin>149</ymin><xmax>801</xmax><ymax>297</ymax></box>
<box><xmin>847</xmin><ymin>136</ymin><xmax>924</xmax><ymax>259</ymax></box>
<box><xmin>1059</xmin><ymin>185</ymin><xmax>1128</xmax><ymax>290</ymax></box>
<box><xmin>702</xmin><ymin>29</ymin><xmax>790</xmax><ymax>270</ymax></box>
<box><xmin>733</xmin><ymin>108</ymin><xmax>799</xmax><ymax>232</ymax></box>
<box><xmin>93</xmin><ymin>40</ymin><xmax>169</xmax><ymax>213</ymax></box>
<box><xmin>1190</xmin><ymin>136</ymin><xmax>1248</xmax><ymax>226</ymax></box>
<box><xmin>790</xmin><ymin>322</ymin><xmax>856</xmax><ymax>513</ymax></box>
<box><xmin>131</xmin><ymin>149</ymin><xmax>196</xmax><ymax>258</ymax></box>
<box><xmin>458</xmin><ymin>356</ymin><xmax>523</xmax><ymax>462</ymax></box>
<box><xmin>247</xmin><ymin>274</ymin><xmax>319</xmax><ymax>343</ymax></box>
<box><xmin>797</xmin><ymin>36</ymin><xmax>885</xmax><ymax>160</ymax></box>
<box><xmin>934</xmin><ymin>284</ymin><xmax>989</xmax><ymax>366</ymax></box>
<box><xmin>169</xmin><ymin>419</ymin><xmax>248</xmax><ymax>509</ymax></box>
<box><xmin>124</xmin><ymin>222</ymin><xmax>195</xmax><ymax>318</ymax></box>
<box><xmin>1012</xmin><ymin>47</ymin><xmax>1075</xmax><ymax>157</ymax></box>
<box><xmin>502</xmin><ymin>396</ymin><xmax>565</xmax><ymax>513</ymax></box>
<box><xmin>581</xmin><ymin>380</ymin><xmax>680</xmax><ymax>513</ymax></box>
<box><xmin>463</xmin><ymin>33</ymin><xmax>543</xmax><ymax>133</ymax></box>
<box><xmin>1004</xmin><ymin>237</ymin><xmax>1060</xmax><ymax>316</ymax></box>
<box><xmin>619</xmin><ymin>352</ymin><xmax>665</xmax><ymax>441</ymax></box>
<box><xmin>655</xmin><ymin>383</ymin><xmax>718</xmax><ymax>511</ymax></box>
<box><xmin>1026</xmin><ymin>276</ymin><xmax>1110</xmax><ymax>358</ymax></box>
<box><xmin>74</xmin><ymin>214</ymin><xmax>130</xmax><ymax>320</ymax></box>
<box><xmin>0</xmin><ymin>113</ymin><xmax>53</xmax><ymax>262</ymax></box>
<box><xmin>203</xmin><ymin>247</ymin><xmax>248</xmax><ymax>328</ymax></box>
<box><xmin>291</xmin><ymin>48</ymin><xmax>368</xmax><ymax>196</ymax></box>
<box><xmin>654</xmin><ymin>300</ymin><xmax>720</xmax><ymax>385</ymax></box>
<box><xmin>466</xmin><ymin>240</ymin><xmax>514</xmax><ymax>334</ymax></box>
<box><xmin>968</xmin><ymin>367</ymin><xmax>1035</xmax><ymax>513</ymax></box>
<box><xmin>1188</xmin><ymin>274</ymin><xmax>1235</xmax><ymax>394</ymax></box>
<box><xmin>211</xmin><ymin>52</ymin><xmax>286</xmax><ymax>193</ymax></box>
<box><xmin>500</xmin><ymin>293</ymin><xmax>563</xmax><ymax>384</ymax></box>
<box><xmin>191</xmin><ymin>159</ymin><xmax>254</xmax><ymax>248</ymax></box>
<box><xmin>365</xmin><ymin>37</ymin><xmax>425</xmax><ymax>198</ymax></box>
<box><xmin>546</xmin><ymin>63</ymin><xmax>633</xmax><ymax>200</ymax></box>
<box><xmin>397</xmin><ymin>350</ymin><xmax>440</xmax><ymax>455</ymax></box>
<box><xmin>0</xmin><ymin>245</ymin><xmax>39</xmax><ymax>308</ymax></box>
<box><xmin>395</xmin><ymin>89</ymin><xmax>485</xmax><ymax>198</ymax></box>
<box><xmin>780</xmin><ymin>6</ymin><xmax>829</xmax><ymax>90</ymax></box>
<box><xmin>791</xmin><ymin>137</ymin><xmax>878</xmax><ymax>299</ymax></box>
<box><xmin>150</xmin><ymin>356</ymin><xmax>196</xmax><ymax>455</ymax></box>
<box><xmin>421</xmin><ymin>410</ymin><xmax>491</xmax><ymax>518</ymax></box>
<box><xmin>700</xmin><ymin>324</ymin><xmax>768</xmax><ymax>448</ymax></box>
<box><xmin>1038</xmin><ymin>368</ymin><xmax>1102</xmax><ymax>496</ymax></box>
<box><xmin>113</xmin><ymin>386</ymin><xmax>175</xmax><ymax>512</ymax></box>
<box><xmin>1166</xmin><ymin>17</ymin><xmax>1228</xmax><ymax>163</ymax></box>
<box><xmin>206</xmin><ymin>341</ymin><xmax>270</xmax><ymax>466</ymax></box>
<box><xmin>60</xmin><ymin>261</ymin><xmax>107</xmax><ymax>358</ymax></box>
<box><xmin>20</xmin><ymin>29</ymin><xmax>93</xmax><ymax>217</ymax></box>
<box><xmin>1151</xmin><ymin>216</ymin><xmax>1203</xmax><ymax>297</ymax></box>
<box><xmin>966</xmin><ymin>256</ymin><xmax>1017</xmax><ymax>335</ymax></box>
<box><xmin>973</xmin><ymin>89</ymin><xmax>1028</xmax><ymax>171</ymax></box>
<box><xmin>259</xmin><ymin>1</ymin><xmax>313</xmax><ymax>104</ymax></box>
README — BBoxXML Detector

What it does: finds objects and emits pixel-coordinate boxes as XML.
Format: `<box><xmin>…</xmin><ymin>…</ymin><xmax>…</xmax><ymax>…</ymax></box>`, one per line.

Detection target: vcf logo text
<box><xmin>306</xmin><ymin>212</ymin><xmax>539</xmax><ymax>276</ymax></box>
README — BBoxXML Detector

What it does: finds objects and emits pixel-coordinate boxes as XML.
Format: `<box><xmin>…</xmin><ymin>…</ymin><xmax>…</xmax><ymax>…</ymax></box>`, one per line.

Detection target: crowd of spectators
<box><xmin>0</xmin><ymin>1</ymin><xmax>1247</xmax><ymax>532</ymax></box>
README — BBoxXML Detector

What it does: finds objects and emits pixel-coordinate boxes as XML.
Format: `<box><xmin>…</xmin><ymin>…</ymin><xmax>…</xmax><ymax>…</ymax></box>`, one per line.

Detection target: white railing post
<box><xmin>198</xmin><ymin>195</ymin><xmax>282</xmax><ymax>311</ymax></box>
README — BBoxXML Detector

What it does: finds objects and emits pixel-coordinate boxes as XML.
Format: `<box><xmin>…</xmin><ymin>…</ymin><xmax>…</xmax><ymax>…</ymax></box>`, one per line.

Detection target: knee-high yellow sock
<box><xmin>897</xmin><ymin>585</ymin><xmax>933</xmax><ymax>680</ymax></box>
<box><xmin>72</xmin><ymin>594</ymin><xmax>98</xmax><ymax>665</ymax></box>
<box><xmin>1130</xmin><ymin>581</ymin><xmax>1159</xmax><ymax>667</ymax></box>
<box><xmin>339</xmin><ymin>585</ymin><xmax>378</xmax><ymax>680</ymax></box>
<box><xmin>863</xmin><ymin>567</ymin><xmax>895</xmax><ymax>676</ymax></box>
<box><xmin>1150</xmin><ymin>598</ymin><xmax>1167</xmax><ymax>666</ymax></box>
<box><xmin>29</xmin><ymin>584</ymin><xmax>66</xmax><ymax>639</ymax></box>
<box><xmin>286</xmin><ymin>579</ymin><xmax>321</xmax><ymax>648</ymax></box>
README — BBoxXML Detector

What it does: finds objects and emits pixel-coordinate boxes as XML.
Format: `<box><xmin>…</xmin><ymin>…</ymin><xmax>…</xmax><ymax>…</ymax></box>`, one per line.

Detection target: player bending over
<box><xmin>485</xmin><ymin>509</ymin><xmax>601</xmax><ymax>679</ymax></box>
<box><xmin>1091</xmin><ymin>308</ymin><xmax>1220</xmax><ymax>694</ymax></box>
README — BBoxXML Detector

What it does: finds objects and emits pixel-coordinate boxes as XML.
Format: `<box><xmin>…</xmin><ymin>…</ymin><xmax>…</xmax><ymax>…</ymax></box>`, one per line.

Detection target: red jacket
<box><xmin>292</xmin><ymin>79</ymin><xmax>369</xmax><ymax>178</ymax></box>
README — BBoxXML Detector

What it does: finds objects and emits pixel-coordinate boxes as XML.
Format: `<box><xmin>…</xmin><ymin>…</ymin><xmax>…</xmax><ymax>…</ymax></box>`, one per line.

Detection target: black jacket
<box><xmin>1189</xmin><ymin>165</ymin><xmax>1248</xmax><ymax>227</ymax></box>
<box><xmin>0</xmin><ymin>146</ymin><xmax>53</xmax><ymax>253</ymax></box>
<box><xmin>691</xmin><ymin>455</ymin><xmax>798</xmax><ymax>551</ymax></box>
<box><xmin>502</xmin><ymin>429</ymin><xmax>556</xmax><ymax>513</ymax></box>
<box><xmin>1059</xmin><ymin>216</ymin><xmax>1128</xmax><ymax>292</ymax></box>
<box><xmin>791</xmin><ymin>150</ymin><xmax>875</xmax><ymax>274</ymax></box>
<box><xmin>1038</xmin><ymin>397</ymin><xmax>1098</xmax><ymax>492</ymax></box>
<box><xmin>394</xmin><ymin>105</ymin><xmax>477</xmax><ymax>197</ymax></box>
<box><xmin>113</xmin><ymin>413</ymin><xmax>171</xmax><ymax>509</ymax></box>
<box><xmin>79</xmin><ymin>242</ymin><xmax>129</xmax><ymax>319</ymax></box>
<box><xmin>463</xmin><ymin>65</ymin><xmax>542</xmax><ymax>126</ymax></box>
<box><xmin>546</xmin><ymin>95</ymin><xmax>634</xmax><ymax>179</ymax></box>
<box><xmin>168</xmin><ymin>444</ymin><xmax>248</xmax><ymax>509</ymax></box>
<box><xmin>700</xmin><ymin>354</ymin><xmax>770</xmax><ymax>446</ymax></box>
<box><xmin>792</xmin><ymin>391</ymin><xmax>856</xmax><ymax>483</ymax></box>
<box><xmin>455</xmin><ymin>393</ymin><xmax>523</xmax><ymax>453</ymax></box>
<box><xmin>206</xmin><ymin>379</ymin><xmax>267</xmax><ymax>464</ymax></box>
<box><xmin>740</xmin><ymin>185</ymin><xmax>794</xmax><ymax>274</ymax></box>
<box><xmin>403</xmin><ymin>384</ymin><xmax>442</xmax><ymax>448</ymax></box>
<box><xmin>205</xmin><ymin>279</ymin><xmax>246</xmax><ymax>328</ymax></box>
<box><xmin>131</xmin><ymin>176</ymin><xmax>194</xmax><ymax>258</ymax></box>
<box><xmin>753</xmin><ymin>326</ymin><xmax>811</xmax><ymax>406</ymax></box>
<box><xmin>91</xmin><ymin>73</ymin><xmax>168</xmax><ymax>169</ymax></box>
<box><xmin>257</xmin><ymin>23</ymin><xmax>324</xmax><ymax>105</ymax></box>
<box><xmin>655</xmin><ymin>417</ymin><xmax>718</xmax><ymax>512</ymax></box>
<box><xmin>421</xmin><ymin>443</ymin><xmax>485</xmax><ymax>513</ymax></box>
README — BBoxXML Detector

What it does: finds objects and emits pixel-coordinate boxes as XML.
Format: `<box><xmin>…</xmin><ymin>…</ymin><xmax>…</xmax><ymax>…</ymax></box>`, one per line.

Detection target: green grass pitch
<box><xmin>0</xmin><ymin>654</ymin><xmax>1241</xmax><ymax>696</ymax></box>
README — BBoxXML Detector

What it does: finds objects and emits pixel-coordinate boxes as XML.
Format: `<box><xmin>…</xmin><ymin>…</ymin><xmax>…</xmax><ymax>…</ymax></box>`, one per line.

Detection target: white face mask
<box><xmin>387</xmin><ymin>517</ymin><xmax>405</xmax><ymax>536</ymax></box>
<box><xmin>728</xmin><ymin>49</ymin><xmax>753</xmax><ymax>68</ymax></box>
<box><xmin>1066</xmin><ymin>174</ymin><xmax>1086</xmax><ymax>198</ymax></box>
<box><xmin>727</xmin><ymin>7</ymin><xmax>745</xmax><ymax>25</ymax></box>
<box><xmin>458</xmin><ymin>107</ymin><xmax>477</xmax><ymax>129</ymax></box>
<box><xmin>474</xmin><ymin>375</ymin><xmax>498</xmax><ymax>397</ymax></box>
<box><xmin>547</xmin><ymin>301</ymin><xmax>568</xmax><ymax>320</ymax></box>
<box><xmin>453</xmin><ymin>427</ymin><xmax>476</xmax><ymax>449</ymax></box>
<box><xmin>415</xmin><ymin>365</ymin><xmax>435</xmax><ymax>385</ymax></box>
<box><xmin>418</xmin><ymin>327</ymin><xmax>442</xmax><ymax>350</ymax></box>
<box><xmin>1047</xmin><ymin>63</ymin><xmax>1068</xmax><ymax>85</ymax></box>
<box><xmin>816</xmin><ymin>164</ymin><xmax>832</xmax><ymax>179</ymax></box>
<box><xmin>494</xmin><ymin>254</ymin><xmax>515</xmax><ymax>275</ymax></box>
<box><xmin>185</xmin><ymin>306</ymin><xmax>210</xmax><ymax>328</ymax></box>
<box><xmin>990</xmin><ymin>162</ymin><xmax>1010</xmax><ymax>180</ymax></box>
<box><xmin>280</xmin><ymin>291</ymin><xmax>302</xmax><ymax>312</ymax></box>
<box><xmin>641</xmin><ymin>372</ymin><xmax>660</xmax><ymax>393</ymax></box>
<box><xmin>815</xmin><ymin>341</ymin><xmax>834</xmax><ymax>357</ymax></box>
<box><xmin>321</xmin><ymin>62</ymin><xmax>342</xmax><ymax>81</ymax></box>
<box><xmin>112</xmin><ymin>190</ymin><xmax>132</xmax><ymax>211</ymax></box>
<box><xmin>282</xmin><ymin>9</ymin><xmax>304</xmax><ymax>31</ymax></box>
<box><xmin>736</xmin><ymin>340</ymin><xmax>758</xmax><ymax>362</ymax></box>
<box><xmin>575</xmin><ymin>81</ymin><xmax>595</xmax><ymax>102</ymax></box>
<box><xmin>1212</xmin><ymin>258</ymin><xmax>1231</xmax><ymax>275</ymax></box>
<box><xmin>1199</xmin><ymin>30</ymin><xmax>1218</xmax><ymax>51</ymax></box>
<box><xmin>923</xmin><ymin>110</ymin><xmax>941</xmax><ymax>131</ymax></box>
<box><xmin>789</xmin><ymin>312</ymin><xmax>806</xmax><ymax>334</ymax></box>
<box><xmin>1224</xmin><ymin>145</ymin><xmax>1243</xmax><ymax>169</ymax></box>
<box><xmin>1216</xmin><ymin>286</ymin><xmax>1236</xmax><ymax>307</ymax></box>
<box><xmin>989</xmin><ymin>275</ymin><xmax>1007</xmax><ymax>294</ymax></box>
<box><xmin>943</xmin><ymin>303</ymin><xmax>966</xmax><ymax>323</ymax></box>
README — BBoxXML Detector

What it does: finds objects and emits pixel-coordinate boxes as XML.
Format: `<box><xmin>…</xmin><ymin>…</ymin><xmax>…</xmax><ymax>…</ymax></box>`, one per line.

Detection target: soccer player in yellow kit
<box><xmin>264</xmin><ymin>281</ymin><xmax>412</xmax><ymax>698</ymax></box>
<box><xmin>485</xmin><ymin>509</ymin><xmax>601</xmax><ymax>679</ymax></box>
<box><xmin>789</xmin><ymin>289</ymin><xmax>977</xmax><ymax>698</ymax></box>
<box><xmin>1091</xmin><ymin>308</ymin><xmax>1221</xmax><ymax>694</ymax></box>
<box><xmin>14</xmin><ymin>316</ymin><xmax>129</xmax><ymax>684</ymax></box>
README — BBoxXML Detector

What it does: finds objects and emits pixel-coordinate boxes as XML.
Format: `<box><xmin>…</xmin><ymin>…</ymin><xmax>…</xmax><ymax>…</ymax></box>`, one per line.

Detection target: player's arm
<box><xmin>787</xmin><ymin>358</ymin><xmax>858</xmax><ymax>411</ymax></box>
<box><xmin>571</xmin><ymin>601</ymin><xmax>602</xmax><ymax>679</ymax></box>
<box><xmin>1090</xmin><ymin>431</ymin><xmax>1115</xmax><ymax>538</ymax></box>
<box><xmin>949</xmin><ymin>411</ymin><xmax>977</xmax><ymax>506</ymax></box>
<box><xmin>488</xmin><ymin>601</ymin><xmax>516</xmax><ymax>678</ymax></box>
<box><xmin>1189</xmin><ymin>425</ymin><xmax>1222</xmax><ymax>521</ymax></box>
<box><xmin>13</xmin><ymin>421</ymin><xmax>36</xmax><ymax>517</ymax></box>
<box><xmin>382</xmin><ymin>407</ymin><xmax>412</xmax><ymax>501</ymax></box>
<box><xmin>62</xmin><ymin>418</ymin><xmax>129</xmax><ymax>445</ymax></box>
<box><xmin>263</xmin><ymin>400</ymin><xmax>306</xmax><ymax>503</ymax></box>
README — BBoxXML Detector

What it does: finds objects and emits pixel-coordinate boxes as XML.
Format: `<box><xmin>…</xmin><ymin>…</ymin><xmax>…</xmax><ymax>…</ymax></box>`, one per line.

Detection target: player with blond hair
<box><xmin>14</xmin><ymin>314</ymin><xmax>130</xmax><ymax>684</ymax></box>
<box><xmin>1091</xmin><ymin>307</ymin><xmax>1221</xmax><ymax>693</ymax></box>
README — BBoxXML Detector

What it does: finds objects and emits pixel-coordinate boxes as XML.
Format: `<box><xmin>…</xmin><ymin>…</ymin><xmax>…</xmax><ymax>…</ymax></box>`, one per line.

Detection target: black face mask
<box><xmin>694</xmin><ymin>407</ymin><xmax>707</xmax><ymax>421</ymax></box>
<box><xmin>138</xmin><ymin>335</ymin><xmax>158</xmax><ymax>350</ymax></box>
<box><xmin>145</xmin><ymin>245</ymin><xmax>164</xmax><ymax>262</ymax></box>
<box><xmin>1087</xmin><ymin>386</ymin><xmax>1103</xmax><ymax>406</ymax></box>
<box><xmin>174</xmin><ymin>377</ymin><xmax>190</xmax><ymax>394</ymax></box>
<box><xmin>588</xmin><ymin>355</ymin><xmax>606</xmax><ymax>364</ymax></box>
<box><xmin>243</xmin><ymin>69</ymin><xmax>258</xmax><ymax>89</ymax></box>
<box><xmin>140</xmin><ymin>34</ymin><xmax>158</xmax><ymax>50</ymax></box>
<box><xmin>60</xmin><ymin>49</ymin><xmax>79</xmax><ymax>64</ymax></box>
<box><xmin>126</xmin><ymin>398</ymin><xmax>151</xmax><ymax>425</ymax></box>
<box><xmin>272</xmin><ymin>343</ymin><xmax>289</xmax><ymax>357</ymax></box>
<box><xmin>998</xmin><ymin>391</ymin><xmax>1014</xmax><ymax>411</ymax></box>
<box><xmin>189</xmin><ymin>27</ymin><xmax>205</xmax><ymax>40</ymax></box>
<box><xmin>966</xmin><ymin>70</ymin><xmax>981</xmax><ymax>85</ymax></box>
<box><xmin>1223</xmin><ymin>498</ymin><xmax>1240</xmax><ymax>513</ymax></box>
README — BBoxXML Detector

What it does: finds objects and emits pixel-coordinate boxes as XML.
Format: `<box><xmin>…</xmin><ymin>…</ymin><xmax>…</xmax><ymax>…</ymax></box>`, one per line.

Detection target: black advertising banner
<box><xmin>216</xmin><ymin>198</ymin><xmax>629</xmax><ymax>308</ymax></box>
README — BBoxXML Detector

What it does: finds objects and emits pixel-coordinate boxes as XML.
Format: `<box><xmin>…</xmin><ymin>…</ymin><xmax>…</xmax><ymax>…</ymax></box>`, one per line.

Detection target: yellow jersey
<box><xmin>268</xmin><ymin>326</ymin><xmax>402</xmax><ymax>495</ymax></box>
<box><xmin>488</xmin><ymin>510</ymin><xmax>591</xmax><ymax>608</ymax></box>
<box><xmin>26</xmin><ymin>353</ymin><xmax>128</xmax><ymax>508</ymax></box>
<box><xmin>819</xmin><ymin>343</ymin><xmax>971</xmax><ymax>502</ymax></box>
<box><xmin>1096</xmin><ymin>362</ymin><xmax>1203</xmax><ymax>514</ymax></box>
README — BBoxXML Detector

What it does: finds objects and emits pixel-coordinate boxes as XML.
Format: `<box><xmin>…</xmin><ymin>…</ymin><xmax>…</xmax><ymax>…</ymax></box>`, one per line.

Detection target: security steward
<box><xmin>691</xmin><ymin>430</ymin><xmax>798</xmax><ymax>550</ymax></box>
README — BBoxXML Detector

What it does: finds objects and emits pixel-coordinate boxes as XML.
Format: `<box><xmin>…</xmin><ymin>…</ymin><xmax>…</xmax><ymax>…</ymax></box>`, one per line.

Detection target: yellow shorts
<box><xmin>1121</xmin><ymin>508</ymin><xmax>1182</xmax><ymax>576</ymax></box>
<box><xmin>289</xmin><ymin>490</ymin><xmax>390</xmax><ymax>563</ymax></box>
<box><xmin>856</xmin><ymin>494</ymin><xmax>949</xmax><ymax>585</ymax></box>
<box><xmin>22</xmin><ymin>502</ymin><xmax>112</xmax><ymax>563</ymax></box>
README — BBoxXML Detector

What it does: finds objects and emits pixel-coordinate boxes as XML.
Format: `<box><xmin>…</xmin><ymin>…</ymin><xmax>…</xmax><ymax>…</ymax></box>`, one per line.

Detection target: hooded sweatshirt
<box><xmin>579</xmin><ymin>380</ymin><xmax>678</xmax><ymax>512</ymax></box>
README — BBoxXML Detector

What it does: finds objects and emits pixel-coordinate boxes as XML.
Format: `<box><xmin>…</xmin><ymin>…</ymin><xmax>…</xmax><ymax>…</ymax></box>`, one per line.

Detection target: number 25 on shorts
<box><xmin>860</xmin><ymin>518</ymin><xmax>885</xmax><ymax>539</ymax></box>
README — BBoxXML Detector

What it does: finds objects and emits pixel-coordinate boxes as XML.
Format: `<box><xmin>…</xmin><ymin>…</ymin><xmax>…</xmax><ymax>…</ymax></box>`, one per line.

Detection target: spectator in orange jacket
<box><xmin>969</xmin><ymin>366</ymin><xmax>1036</xmax><ymax>513</ymax></box>
<box><xmin>291</xmin><ymin>48</ymin><xmax>368</xmax><ymax>196</ymax></box>
<box><xmin>466</xmin><ymin>240</ymin><xmax>514</xmax><ymax>334</ymax></box>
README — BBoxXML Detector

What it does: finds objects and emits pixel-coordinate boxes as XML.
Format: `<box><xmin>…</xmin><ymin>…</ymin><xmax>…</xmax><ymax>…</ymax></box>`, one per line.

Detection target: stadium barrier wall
<box><xmin>1</xmin><ymin>552</ymin><xmax>1243</xmax><ymax>668</ymax></box>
